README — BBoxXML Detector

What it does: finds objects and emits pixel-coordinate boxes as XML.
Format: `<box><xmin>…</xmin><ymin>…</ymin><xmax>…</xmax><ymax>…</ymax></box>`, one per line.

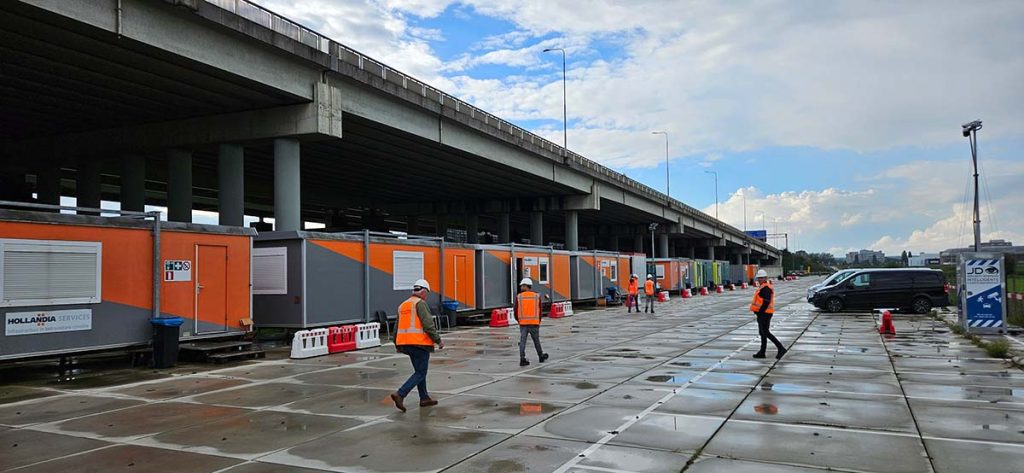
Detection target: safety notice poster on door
<box><xmin>963</xmin><ymin>256</ymin><xmax>1004</xmax><ymax>329</ymax></box>
<box><xmin>164</xmin><ymin>260</ymin><xmax>192</xmax><ymax>282</ymax></box>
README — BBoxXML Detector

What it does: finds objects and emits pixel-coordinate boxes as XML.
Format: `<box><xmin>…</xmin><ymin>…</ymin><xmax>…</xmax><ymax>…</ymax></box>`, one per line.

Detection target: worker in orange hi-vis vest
<box><xmin>627</xmin><ymin>274</ymin><xmax>640</xmax><ymax>313</ymax></box>
<box><xmin>390</xmin><ymin>279</ymin><xmax>444</xmax><ymax>413</ymax></box>
<box><xmin>514</xmin><ymin>278</ymin><xmax>549</xmax><ymax>367</ymax></box>
<box><xmin>750</xmin><ymin>269</ymin><xmax>786</xmax><ymax>360</ymax></box>
<box><xmin>644</xmin><ymin>274</ymin><xmax>656</xmax><ymax>314</ymax></box>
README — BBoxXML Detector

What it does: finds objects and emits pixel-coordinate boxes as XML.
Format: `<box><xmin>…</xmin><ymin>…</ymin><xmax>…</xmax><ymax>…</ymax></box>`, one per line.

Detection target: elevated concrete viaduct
<box><xmin>0</xmin><ymin>0</ymin><xmax>779</xmax><ymax>264</ymax></box>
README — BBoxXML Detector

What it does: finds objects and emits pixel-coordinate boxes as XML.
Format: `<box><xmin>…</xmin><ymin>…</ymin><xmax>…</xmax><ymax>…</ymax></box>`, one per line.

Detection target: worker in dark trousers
<box><xmin>627</xmin><ymin>274</ymin><xmax>640</xmax><ymax>313</ymax></box>
<box><xmin>644</xmin><ymin>274</ymin><xmax>656</xmax><ymax>313</ymax></box>
<box><xmin>751</xmin><ymin>269</ymin><xmax>787</xmax><ymax>359</ymax></box>
<box><xmin>390</xmin><ymin>278</ymin><xmax>444</xmax><ymax>412</ymax></box>
<box><xmin>515</xmin><ymin>278</ymin><xmax>549</xmax><ymax>366</ymax></box>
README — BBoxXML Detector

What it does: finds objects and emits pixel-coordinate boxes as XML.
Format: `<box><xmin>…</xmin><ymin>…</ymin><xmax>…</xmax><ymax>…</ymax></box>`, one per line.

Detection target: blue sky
<box><xmin>256</xmin><ymin>0</ymin><xmax>1023</xmax><ymax>255</ymax></box>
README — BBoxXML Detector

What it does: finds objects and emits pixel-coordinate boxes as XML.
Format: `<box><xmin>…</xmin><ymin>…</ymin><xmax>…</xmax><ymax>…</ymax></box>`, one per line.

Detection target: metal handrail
<box><xmin>201</xmin><ymin>0</ymin><xmax>771</xmax><ymax>252</ymax></box>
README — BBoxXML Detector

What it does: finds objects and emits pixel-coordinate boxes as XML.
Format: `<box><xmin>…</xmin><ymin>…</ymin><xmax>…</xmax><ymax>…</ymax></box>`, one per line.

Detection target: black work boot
<box><xmin>776</xmin><ymin>348</ymin><xmax>788</xmax><ymax>359</ymax></box>
<box><xmin>540</xmin><ymin>353</ymin><xmax>550</xmax><ymax>363</ymax></box>
<box><xmin>752</xmin><ymin>352</ymin><xmax>767</xmax><ymax>359</ymax></box>
<box><xmin>520</xmin><ymin>358</ymin><xmax>530</xmax><ymax>367</ymax></box>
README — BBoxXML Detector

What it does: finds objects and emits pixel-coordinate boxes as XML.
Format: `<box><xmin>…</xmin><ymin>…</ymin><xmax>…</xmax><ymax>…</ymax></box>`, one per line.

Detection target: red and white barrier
<box><xmin>356</xmin><ymin>322</ymin><xmax>381</xmax><ymax>349</ymax></box>
<box><xmin>658</xmin><ymin>291</ymin><xmax>670</xmax><ymax>302</ymax></box>
<box><xmin>490</xmin><ymin>308</ymin><xmax>511</xmax><ymax>327</ymax></box>
<box><xmin>291</xmin><ymin>328</ymin><xmax>329</xmax><ymax>359</ymax></box>
<box><xmin>328</xmin><ymin>325</ymin><xmax>357</xmax><ymax>353</ymax></box>
<box><xmin>681</xmin><ymin>288</ymin><xmax>691</xmax><ymax>298</ymax></box>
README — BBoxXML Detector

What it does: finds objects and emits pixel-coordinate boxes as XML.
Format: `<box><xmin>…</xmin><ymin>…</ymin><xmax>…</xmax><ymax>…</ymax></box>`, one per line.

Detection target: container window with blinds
<box><xmin>0</xmin><ymin>239</ymin><xmax>102</xmax><ymax>307</ymax></box>
<box><xmin>252</xmin><ymin>247</ymin><xmax>288</xmax><ymax>295</ymax></box>
<box><xmin>393</xmin><ymin>251</ymin><xmax>424</xmax><ymax>290</ymax></box>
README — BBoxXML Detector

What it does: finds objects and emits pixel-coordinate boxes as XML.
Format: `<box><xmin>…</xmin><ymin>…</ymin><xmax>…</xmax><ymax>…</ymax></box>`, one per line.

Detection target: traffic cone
<box><xmin>879</xmin><ymin>310</ymin><xmax>896</xmax><ymax>335</ymax></box>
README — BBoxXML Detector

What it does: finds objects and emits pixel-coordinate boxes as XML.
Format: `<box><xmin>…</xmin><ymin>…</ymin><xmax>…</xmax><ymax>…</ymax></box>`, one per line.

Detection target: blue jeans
<box><xmin>397</xmin><ymin>346</ymin><xmax>430</xmax><ymax>400</ymax></box>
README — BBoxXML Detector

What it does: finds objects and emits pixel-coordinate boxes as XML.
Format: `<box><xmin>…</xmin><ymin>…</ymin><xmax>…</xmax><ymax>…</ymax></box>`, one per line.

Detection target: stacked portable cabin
<box><xmin>252</xmin><ymin>231</ymin><xmax>475</xmax><ymax>328</ymax></box>
<box><xmin>0</xmin><ymin>208</ymin><xmax>253</xmax><ymax>361</ymax></box>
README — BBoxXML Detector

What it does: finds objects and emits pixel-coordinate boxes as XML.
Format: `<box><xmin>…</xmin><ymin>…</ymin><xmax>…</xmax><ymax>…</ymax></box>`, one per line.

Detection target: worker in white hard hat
<box><xmin>390</xmin><ymin>278</ymin><xmax>444</xmax><ymax>412</ymax></box>
<box><xmin>514</xmin><ymin>277</ymin><xmax>549</xmax><ymax>366</ymax></box>
<box><xmin>626</xmin><ymin>274</ymin><xmax>640</xmax><ymax>313</ymax></box>
<box><xmin>751</xmin><ymin>269</ymin><xmax>786</xmax><ymax>359</ymax></box>
<box><xmin>644</xmin><ymin>274</ymin><xmax>656</xmax><ymax>313</ymax></box>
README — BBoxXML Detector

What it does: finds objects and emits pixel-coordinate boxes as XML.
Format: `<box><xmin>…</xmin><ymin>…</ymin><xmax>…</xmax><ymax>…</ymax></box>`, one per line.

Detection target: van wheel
<box><xmin>825</xmin><ymin>298</ymin><xmax>844</xmax><ymax>313</ymax></box>
<box><xmin>912</xmin><ymin>297</ymin><xmax>932</xmax><ymax>314</ymax></box>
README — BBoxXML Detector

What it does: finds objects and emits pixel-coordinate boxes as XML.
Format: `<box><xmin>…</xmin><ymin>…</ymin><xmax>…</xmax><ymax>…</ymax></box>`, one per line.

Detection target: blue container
<box><xmin>149</xmin><ymin>317</ymin><xmax>184</xmax><ymax>368</ymax></box>
<box><xmin>441</xmin><ymin>301</ymin><xmax>459</xmax><ymax>311</ymax></box>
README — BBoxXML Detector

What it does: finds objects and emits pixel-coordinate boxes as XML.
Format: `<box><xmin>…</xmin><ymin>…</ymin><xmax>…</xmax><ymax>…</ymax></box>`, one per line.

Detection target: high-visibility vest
<box><xmin>517</xmin><ymin>291</ymin><xmax>541</xmax><ymax>325</ymax></box>
<box><xmin>644</xmin><ymin>280</ymin><xmax>655</xmax><ymax>295</ymax></box>
<box><xmin>396</xmin><ymin>296</ymin><xmax>434</xmax><ymax>346</ymax></box>
<box><xmin>628</xmin><ymin>279</ymin><xmax>639</xmax><ymax>295</ymax></box>
<box><xmin>749</xmin><ymin>280</ymin><xmax>775</xmax><ymax>315</ymax></box>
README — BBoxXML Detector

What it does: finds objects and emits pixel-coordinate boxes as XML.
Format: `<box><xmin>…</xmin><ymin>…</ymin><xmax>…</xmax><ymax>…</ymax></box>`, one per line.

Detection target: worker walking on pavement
<box><xmin>515</xmin><ymin>278</ymin><xmax>549</xmax><ymax>367</ymax></box>
<box><xmin>644</xmin><ymin>274</ymin><xmax>656</xmax><ymax>314</ymax></box>
<box><xmin>751</xmin><ymin>269</ymin><xmax>787</xmax><ymax>359</ymax></box>
<box><xmin>627</xmin><ymin>274</ymin><xmax>640</xmax><ymax>313</ymax></box>
<box><xmin>390</xmin><ymin>279</ymin><xmax>444</xmax><ymax>412</ymax></box>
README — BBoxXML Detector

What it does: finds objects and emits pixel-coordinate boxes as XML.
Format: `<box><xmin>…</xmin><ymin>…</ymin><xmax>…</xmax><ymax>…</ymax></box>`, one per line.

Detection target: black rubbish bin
<box><xmin>150</xmin><ymin>317</ymin><xmax>184</xmax><ymax>369</ymax></box>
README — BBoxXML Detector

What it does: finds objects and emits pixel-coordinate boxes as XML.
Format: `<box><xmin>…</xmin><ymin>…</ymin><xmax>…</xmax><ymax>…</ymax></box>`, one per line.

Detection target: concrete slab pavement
<box><xmin>1</xmin><ymin>276</ymin><xmax>1021</xmax><ymax>472</ymax></box>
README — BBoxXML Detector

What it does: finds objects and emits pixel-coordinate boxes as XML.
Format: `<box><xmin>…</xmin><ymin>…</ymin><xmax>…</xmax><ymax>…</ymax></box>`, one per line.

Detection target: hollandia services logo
<box><xmin>5</xmin><ymin>309</ymin><xmax>92</xmax><ymax>336</ymax></box>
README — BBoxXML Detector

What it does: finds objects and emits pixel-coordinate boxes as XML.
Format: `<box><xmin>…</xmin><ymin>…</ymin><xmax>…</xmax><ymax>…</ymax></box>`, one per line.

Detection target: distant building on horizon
<box><xmin>908</xmin><ymin>253</ymin><xmax>941</xmax><ymax>267</ymax></box>
<box><xmin>939</xmin><ymin>240</ymin><xmax>1022</xmax><ymax>264</ymax></box>
<box><xmin>846</xmin><ymin>249</ymin><xmax>885</xmax><ymax>265</ymax></box>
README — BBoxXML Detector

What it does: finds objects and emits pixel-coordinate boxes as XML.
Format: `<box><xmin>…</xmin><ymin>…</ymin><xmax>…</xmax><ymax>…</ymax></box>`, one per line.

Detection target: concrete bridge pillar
<box><xmin>564</xmin><ymin>211</ymin><xmax>578</xmax><ymax>251</ymax></box>
<box><xmin>36</xmin><ymin>159</ymin><xmax>62</xmax><ymax>207</ymax></box>
<box><xmin>121</xmin><ymin>155</ymin><xmax>146</xmax><ymax>212</ymax></box>
<box><xmin>707</xmin><ymin>245</ymin><xmax>716</xmax><ymax>261</ymax></box>
<box><xmin>530</xmin><ymin>211</ymin><xmax>543</xmax><ymax>245</ymax></box>
<box><xmin>466</xmin><ymin>214</ymin><xmax>479</xmax><ymax>244</ymax></box>
<box><xmin>77</xmin><ymin>158</ymin><xmax>102</xmax><ymax>213</ymax></box>
<box><xmin>658</xmin><ymin>234</ymin><xmax>669</xmax><ymax>258</ymax></box>
<box><xmin>688</xmin><ymin>246</ymin><xmax>696</xmax><ymax>259</ymax></box>
<box><xmin>168</xmin><ymin>150</ymin><xmax>193</xmax><ymax>222</ymax></box>
<box><xmin>497</xmin><ymin>212</ymin><xmax>510</xmax><ymax>243</ymax></box>
<box><xmin>273</xmin><ymin>138</ymin><xmax>300</xmax><ymax>231</ymax></box>
<box><xmin>218</xmin><ymin>144</ymin><xmax>245</xmax><ymax>226</ymax></box>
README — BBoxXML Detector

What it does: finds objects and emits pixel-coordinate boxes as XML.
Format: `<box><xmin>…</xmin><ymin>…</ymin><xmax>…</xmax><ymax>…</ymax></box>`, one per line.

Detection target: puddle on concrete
<box><xmin>575</xmin><ymin>382</ymin><xmax>599</xmax><ymax>389</ymax></box>
<box><xmin>757</xmin><ymin>382</ymin><xmax>811</xmax><ymax>393</ymax></box>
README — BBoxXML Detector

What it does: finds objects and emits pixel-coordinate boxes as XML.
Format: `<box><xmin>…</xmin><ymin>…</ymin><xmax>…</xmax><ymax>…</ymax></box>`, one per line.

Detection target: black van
<box><xmin>811</xmin><ymin>269</ymin><xmax>948</xmax><ymax>313</ymax></box>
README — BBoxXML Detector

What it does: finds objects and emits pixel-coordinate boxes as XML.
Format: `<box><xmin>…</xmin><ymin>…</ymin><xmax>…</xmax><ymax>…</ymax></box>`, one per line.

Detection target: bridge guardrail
<box><xmin>201</xmin><ymin>0</ymin><xmax>771</xmax><ymax>253</ymax></box>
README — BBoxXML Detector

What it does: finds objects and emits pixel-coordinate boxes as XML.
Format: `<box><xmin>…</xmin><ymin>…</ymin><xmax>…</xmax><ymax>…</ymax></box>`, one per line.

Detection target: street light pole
<box><xmin>962</xmin><ymin>120</ymin><xmax>983</xmax><ymax>251</ymax></box>
<box><xmin>649</xmin><ymin>223</ymin><xmax>658</xmax><ymax>260</ymax></box>
<box><xmin>651</xmin><ymin>131</ymin><xmax>669</xmax><ymax>197</ymax></box>
<box><xmin>544</xmin><ymin>48</ymin><xmax>568</xmax><ymax>151</ymax></box>
<box><xmin>704</xmin><ymin>170</ymin><xmax>718</xmax><ymax>220</ymax></box>
<box><xmin>755</xmin><ymin>210</ymin><xmax>766</xmax><ymax>232</ymax></box>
